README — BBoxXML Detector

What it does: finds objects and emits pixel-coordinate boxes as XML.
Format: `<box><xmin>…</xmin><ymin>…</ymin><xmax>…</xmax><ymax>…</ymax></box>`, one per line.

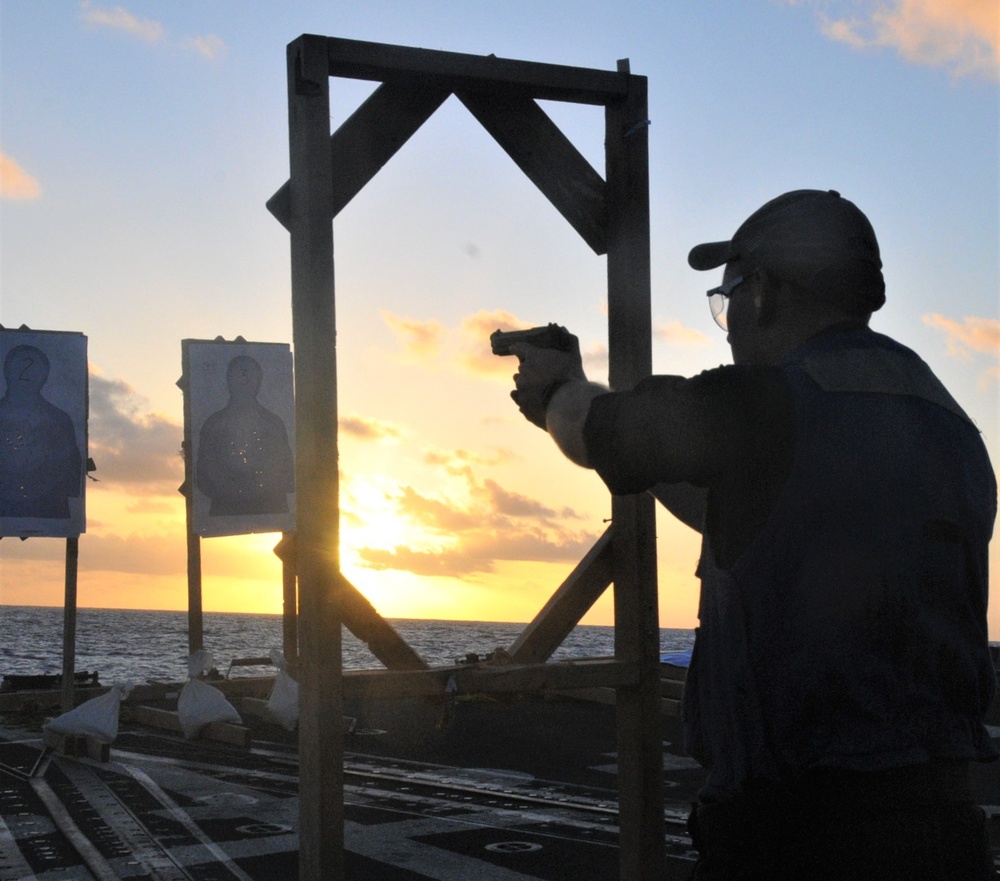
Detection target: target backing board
<box><xmin>183</xmin><ymin>340</ymin><xmax>296</xmax><ymax>538</ymax></box>
<box><xmin>0</xmin><ymin>329</ymin><xmax>88</xmax><ymax>538</ymax></box>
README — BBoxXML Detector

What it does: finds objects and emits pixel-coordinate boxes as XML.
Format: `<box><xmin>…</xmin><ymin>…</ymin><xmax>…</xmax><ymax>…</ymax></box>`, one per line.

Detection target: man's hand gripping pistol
<box><xmin>491</xmin><ymin>324</ymin><xmax>583</xmax><ymax>428</ymax></box>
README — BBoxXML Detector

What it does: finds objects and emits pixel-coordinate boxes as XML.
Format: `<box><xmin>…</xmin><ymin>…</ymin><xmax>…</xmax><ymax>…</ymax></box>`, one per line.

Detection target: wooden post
<box><xmin>285</xmin><ymin>34</ymin><xmax>345</xmax><ymax>880</ymax></box>
<box><xmin>61</xmin><ymin>536</ymin><xmax>79</xmax><ymax>713</ymax></box>
<box><xmin>277</xmin><ymin>532</ymin><xmax>298</xmax><ymax>665</ymax></box>
<box><xmin>178</xmin><ymin>347</ymin><xmax>204</xmax><ymax>656</ymax></box>
<box><xmin>186</xmin><ymin>527</ymin><xmax>203</xmax><ymax>655</ymax></box>
<box><xmin>605</xmin><ymin>63</ymin><xmax>665</xmax><ymax>881</ymax></box>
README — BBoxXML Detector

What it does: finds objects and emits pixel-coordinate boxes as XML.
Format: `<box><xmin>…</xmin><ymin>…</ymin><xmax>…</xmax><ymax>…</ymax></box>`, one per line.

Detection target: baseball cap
<box><xmin>688</xmin><ymin>189</ymin><xmax>886</xmax><ymax>311</ymax></box>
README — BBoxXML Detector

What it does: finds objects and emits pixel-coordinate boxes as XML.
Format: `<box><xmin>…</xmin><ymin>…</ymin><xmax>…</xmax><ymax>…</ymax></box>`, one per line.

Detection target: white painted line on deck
<box><xmin>125</xmin><ymin>765</ymin><xmax>258</xmax><ymax>881</ymax></box>
<box><xmin>0</xmin><ymin>811</ymin><xmax>37</xmax><ymax>881</ymax></box>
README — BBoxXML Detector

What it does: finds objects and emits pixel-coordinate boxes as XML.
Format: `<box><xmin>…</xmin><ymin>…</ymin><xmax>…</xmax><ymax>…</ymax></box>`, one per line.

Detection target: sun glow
<box><xmin>340</xmin><ymin>473</ymin><xmax>422</xmax><ymax>552</ymax></box>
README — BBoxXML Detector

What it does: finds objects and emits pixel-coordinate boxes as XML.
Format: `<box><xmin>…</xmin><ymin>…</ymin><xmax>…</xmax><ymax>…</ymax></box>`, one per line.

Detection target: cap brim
<box><xmin>688</xmin><ymin>240</ymin><xmax>736</xmax><ymax>271</ymax></box>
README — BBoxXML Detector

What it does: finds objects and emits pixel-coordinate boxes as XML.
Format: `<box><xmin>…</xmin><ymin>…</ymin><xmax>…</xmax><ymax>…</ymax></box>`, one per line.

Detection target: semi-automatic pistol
<box><xmin>490</xmin><ymin>323</ymin><xmax>574</xmax><ymax>356</ymax></box>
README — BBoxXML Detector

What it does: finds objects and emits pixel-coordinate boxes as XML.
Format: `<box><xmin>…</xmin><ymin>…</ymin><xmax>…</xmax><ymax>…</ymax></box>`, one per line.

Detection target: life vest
<box><xmin>683</xmin><ymin>330</ymin><xmax>997</xmax><ymax>801</ymax></box>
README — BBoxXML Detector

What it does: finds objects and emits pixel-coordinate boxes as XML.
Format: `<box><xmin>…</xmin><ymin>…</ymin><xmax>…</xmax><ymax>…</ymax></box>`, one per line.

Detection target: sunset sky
<box><xmin>1</xmin><ymin>1</ymin><xmax>998</xmax><ymax>636</ymax></box>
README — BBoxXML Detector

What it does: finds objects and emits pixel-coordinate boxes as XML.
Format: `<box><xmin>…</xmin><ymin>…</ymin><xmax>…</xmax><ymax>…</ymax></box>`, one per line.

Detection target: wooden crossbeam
<box><xmin>321</xmin><ymin>36</ymin><xmax>629</xmax><ymax>105</ymax></box>
<box><xmin>456</xmin><ymin>91</ymin><xmax>607</xmax><ymax>254</ymax></box>
<box><xmin>2</xmin><ymin>657</ymin><xmax>648</xmax><ymax>717</ymax></box>
<box><xmin>551</xmin><ymin>687</ymin><xmax>683</xmax><ymax>718</ymax></box>
<box><xmin>132</xmin><ymin>705</ymin><xmax>252</xmax><ymax>748</ymax></box>
<box><xmin>239</xmin><ymin>660</ymin><xmax>640</xmax><ymax>726</ymax></box>
<box><xmin>342</xmin><ymin>657</ymin><xmax>639</xmax><ymax>701</ymax></box>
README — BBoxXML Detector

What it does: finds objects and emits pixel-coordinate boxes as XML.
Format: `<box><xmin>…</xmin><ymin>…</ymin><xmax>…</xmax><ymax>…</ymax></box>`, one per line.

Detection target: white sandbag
<box><xmin>44</xmin><ymin>682</ymin><xmax>132</xmax><ymax>743</ymax></box>
<box><xmin>177</xmin><ymin>678</ymin><xmax>242</xmax><ymax>739</ymax></box>
<box><xmin>176</xmin><ymin>651</ymin><xmax>240</xmax><ymax>739</ymax></box>
<box><xmin>187</xmin><ymin>649</ymin><xmax>215</xmax><ymax>680</ymax></box>
<box><xmin>267</xmin><ymin>649</ymin><xmax>298</xmax><ymax>731</ymax></box>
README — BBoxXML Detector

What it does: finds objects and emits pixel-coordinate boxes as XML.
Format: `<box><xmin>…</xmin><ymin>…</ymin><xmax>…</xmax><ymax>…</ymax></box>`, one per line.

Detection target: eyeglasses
<box><xmin>706</xmin><ymin>275</ymin><xmax>745</xmax><ymax>330</ymax></box>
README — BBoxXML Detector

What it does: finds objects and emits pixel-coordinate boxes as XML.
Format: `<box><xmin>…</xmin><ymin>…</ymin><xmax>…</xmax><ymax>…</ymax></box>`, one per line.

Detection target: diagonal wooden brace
<box><xmin>456</xmin><ymin>90</ymin><xmax>607</xmax><ymax>255</ymax></box>
<box><xmin>508</xmin><ymin>526</ymin><xmax>615</xmax><ymax>664</ymax></box>
<box><xmin>274</xmin><ymin>534</ymin><xmax>428</xmax><ymax>671</ymax></box>
<box><xmin>268</xmin><ymin>80</ymin><xmax>452</xmax><ymax>228</ymax></box>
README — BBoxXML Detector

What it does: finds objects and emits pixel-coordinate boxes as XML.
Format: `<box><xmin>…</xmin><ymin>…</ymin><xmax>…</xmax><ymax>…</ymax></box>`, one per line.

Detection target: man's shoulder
<box><xmin>788</xmin><ymin>328</ymin><xmax>974</xmax><ymax>424</ymax></box>
<box><xmin>786</xmin><ymin>326</ymin><xmax>922</xmax><ymax>369</ymax></box>
<box><xmin>628</xmin><ymin>366</ymin><xmax>793</xmax><ymax>441</ymax></box>
<box><xmin>674</xmin><ymin>364</ymin><xmax>788</xmax><ymax>404</ymax></box>
<box><xmin>635</xmin><ymin>363</ymin><xmax>783</xmax><ymax>393</ymax></box>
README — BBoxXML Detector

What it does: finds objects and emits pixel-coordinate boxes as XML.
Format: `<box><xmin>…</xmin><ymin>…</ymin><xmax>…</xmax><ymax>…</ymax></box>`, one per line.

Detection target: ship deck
<box><xmin>2</xmin><ymin>685</ymin><xmax>999</xmax><ymax>879</ymax></box>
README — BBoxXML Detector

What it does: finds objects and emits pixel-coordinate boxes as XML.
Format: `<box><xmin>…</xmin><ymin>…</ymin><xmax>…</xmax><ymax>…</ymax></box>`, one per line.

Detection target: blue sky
<box><xmin>1</xmin><ymin>1</ymin><xmax>998</xmax><ymax>633</ymax></box>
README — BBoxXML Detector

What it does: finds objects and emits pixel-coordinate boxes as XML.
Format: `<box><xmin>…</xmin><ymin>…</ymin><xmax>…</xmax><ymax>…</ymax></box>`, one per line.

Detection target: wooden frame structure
<box><xmin>268</xmin><ymin>35</ymin><xmax>663</xmax><ymax>880</ymax></box>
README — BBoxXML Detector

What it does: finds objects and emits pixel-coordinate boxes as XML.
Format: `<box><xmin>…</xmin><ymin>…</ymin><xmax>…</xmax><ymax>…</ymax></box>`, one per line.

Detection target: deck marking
<box><xmin>124</xmin><ymin>765</ymin><xmax>259</xmax><ymax>881</ymax></box>
<box><xmin>54</xmin><ymin>758</ymin><xmax>192</xmax><ymax>880</ymax></box>
<box><xmin>0</xmin><ymin>810</ymin><xmax>37</xmax><ymax>881</ymax></box>
<box><xmin>29</xmin><ymin>774</ymin><xmax>120</xmax><ymax>881</ymax></box>
<box><xmin>345</xmin><ymin>815</ymin><xmax>547</xmax><ymax>881</ymax></box>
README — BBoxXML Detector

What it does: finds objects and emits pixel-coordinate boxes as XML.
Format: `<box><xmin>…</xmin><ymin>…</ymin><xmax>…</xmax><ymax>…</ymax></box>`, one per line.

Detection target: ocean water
<box><xmin>0</xmin><ymin>606</ymin><xmax>695</xmax><ymax>685</ymax></box>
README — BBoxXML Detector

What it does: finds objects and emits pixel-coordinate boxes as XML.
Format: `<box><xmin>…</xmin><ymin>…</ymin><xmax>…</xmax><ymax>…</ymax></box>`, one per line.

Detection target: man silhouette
<box><xmin>508</xmin><ymin>190</ymin><xmax>995</xmax><ymax>879</ymax></box>
<box><xmin>196</xmin><ymin>354</ymin><xmax>294</xmax><ymax>516</ymax></box>
<box><xmin>0</xmin><ymin>344</ymin><xmax>83</xmax><ymax>519</ymax></box>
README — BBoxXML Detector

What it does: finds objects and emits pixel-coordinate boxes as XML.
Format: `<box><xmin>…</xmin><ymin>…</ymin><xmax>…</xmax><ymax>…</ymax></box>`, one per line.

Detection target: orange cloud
<box><xmin>357</xmin><ymin>529</ymin><xmax>598</xmax><ymax>578</ymax></box>
<box><xmin>423</xmin><ymin>446</ymin><xmax>516</xmax><ymax>475</ymax></box>
<box><xmin>125</xmin><ymin>499</ymin><xmax>177</xmax><ymax>514</ymax></box>
<box><xmin>340</xmin><ymin>414</ymin><xmax>403</xmax><ymax>442</ymax></box>
<box><xmin>655</xmin><ymin>320</ymin><xmax>711</xmax><ymax>347</ymax></box>
<box><xmin>396</xmin><ymin>484</ymin><xmax>483</xmax><ymax>533</ymax></box>
<box><xmin>355</xmin><ymin>466</ymin><xmax>600</xmax><ymax>577</ymax></box>
<box><xmin>1</xmin><ymin>527</ymin><xmax>184</xmax><ymax>575</ymax></box>
<box><xmin>384</xmin><ymin>307</ymin><xmax>539</xmax><ymax>378</ymax></box>
<box><xmin>0</xmin><ymin>532</ymin><xmax>283</xmax><ymax>612</ymax></box>
<box><xmin>381</xmin><ymin>310</ymin><xmax>446</xmax><ymax>360</ymax></box>
<box><xmin>0</xmin><ymin>153</ymin><xmax>41</xmax><ymax>200</ymax></box>
<box><xmin>923</xmin><ymin>313</ymin><xmax>1000</xmax><ymax>358</ymax></box>
<box><xmin>472</xmin><ymin>478</ymin><xmax>585</xmax><ymax>521</ymax></box>
<box><xmin>815</xmin><ymin>0</ymin><xmax>1000</xmax><ymax>79</ymax></box>
<box><xmin>457</xmin><ymin>309</ymin><xmax>530</xmax><ymax>377</ymax></box>
<box><xmin>582</xmin><ymin>341</ymin><xmax>609</xmax><ymax>381</ymax></box>
<box><xmin>455</xmin><ymin>309</ymin><xmax>610</xmax><ymax>381</ymax></box>
<box><xmin>89</xmin><ymin>373</ymin><xmax>184</xmax><ymax>492</ymax></box>
<box><xmin>384</xmin><ymin>308</ymin><xmax>609</xmax><ymax>384</ymax></box>
<box><xmin>923</xmin><ymin>313</ymin><xmax>1000</xmax><ymax>388</ymax></box>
